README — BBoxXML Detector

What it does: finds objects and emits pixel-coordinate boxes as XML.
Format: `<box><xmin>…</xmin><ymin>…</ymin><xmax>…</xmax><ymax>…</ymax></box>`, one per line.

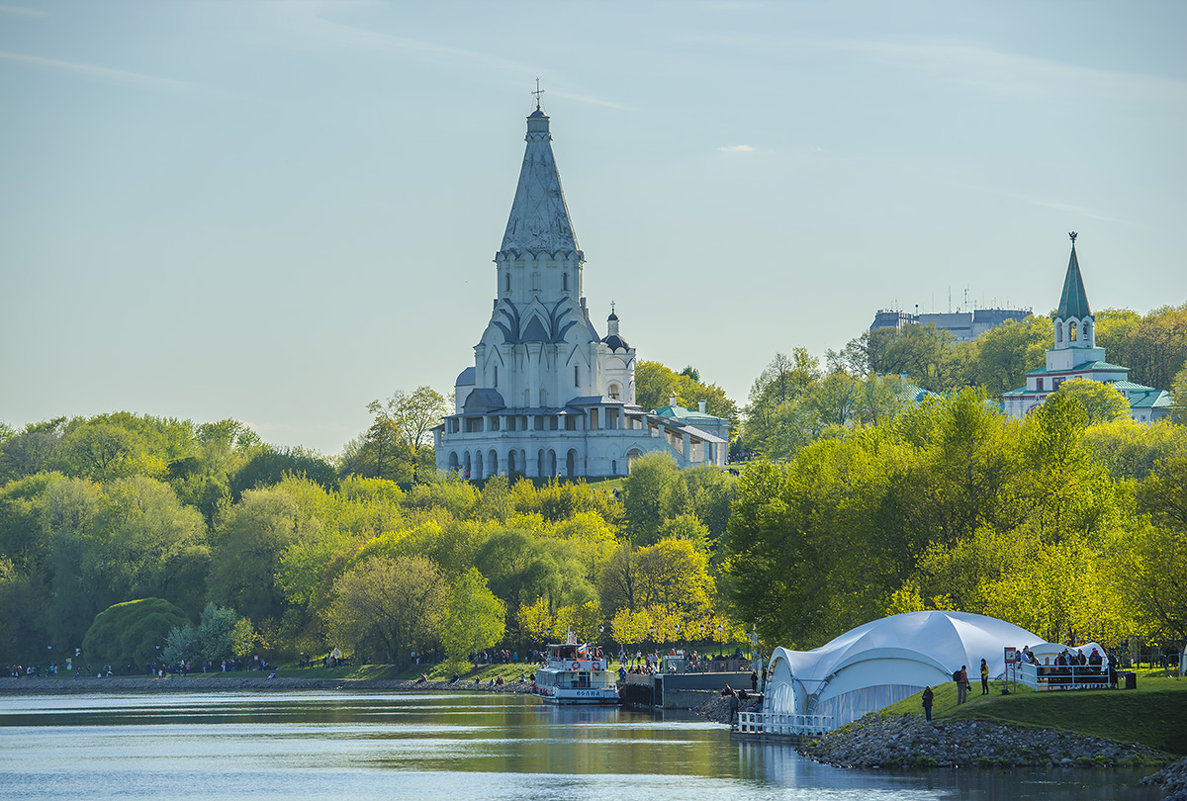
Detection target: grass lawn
<box><xmin>878</xmin><ymin>671</ymin><xmax>1187</xmax><ymax>755</ymax></box>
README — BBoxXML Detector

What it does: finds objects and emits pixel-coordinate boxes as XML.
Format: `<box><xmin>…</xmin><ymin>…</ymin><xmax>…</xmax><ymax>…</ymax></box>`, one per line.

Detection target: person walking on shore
<box><xmin>980</xmin><ymin>658</ymin><xmax>989</xmax><ymax>695</ymax></box>
<box><xmin>921</xmin><ymin>686</ymin><xmax>934</xmax><ymax>722</ymax></box>
<box><xmin>957</xmin><ymin>665</ymin><xmax>969</xmax><ymax>704</ymax></box>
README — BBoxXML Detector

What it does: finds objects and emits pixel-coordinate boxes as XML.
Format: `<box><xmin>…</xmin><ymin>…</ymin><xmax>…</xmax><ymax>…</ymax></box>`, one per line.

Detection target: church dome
<box><xmin>602</xmin><ymin>333</ymin><xmax>629</xmax><ymax>350</ymax></box>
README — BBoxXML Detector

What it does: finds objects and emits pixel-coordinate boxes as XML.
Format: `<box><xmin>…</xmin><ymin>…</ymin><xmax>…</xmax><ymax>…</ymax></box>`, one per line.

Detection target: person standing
<box><xmin>921</xmin><ymin>686</ymin><xmax>934</xmax><ymax>722</ymax></box>
<box><xmin>980</xmin><ymin>658</ymin><xmax>990</xmax><ymax>695</ymax></box>
<box><xmin>957</xmin><ymin>665</ymin><xmax>969</xmax><ymax>704</ymax></box>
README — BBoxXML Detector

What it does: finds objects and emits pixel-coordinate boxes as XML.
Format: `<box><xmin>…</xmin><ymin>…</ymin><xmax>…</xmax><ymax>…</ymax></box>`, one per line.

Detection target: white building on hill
<box><xmin>433</xmin><ymin>105</ymin><xmax>727</xmax><ymax>479</ymax></box>
<box><xmin>1002</xmin><ymin>234</ymin><xmax>1171</xmax><ymax>422</ymax></box>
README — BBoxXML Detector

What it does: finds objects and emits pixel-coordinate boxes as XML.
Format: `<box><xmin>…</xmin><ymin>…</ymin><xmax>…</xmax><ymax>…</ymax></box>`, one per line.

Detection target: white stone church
<box><xmin>1001</xmin><ymin>234</ymin><xmax>1171</xmax><ymax>422</ymax></box>
<box><xmin>433</xmin><ymin>106</ymin><xmax>728</xmax><ymax>479</ymax></box>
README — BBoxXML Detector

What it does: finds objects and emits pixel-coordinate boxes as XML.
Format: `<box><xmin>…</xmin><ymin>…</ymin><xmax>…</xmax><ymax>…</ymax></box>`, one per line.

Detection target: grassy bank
<box><xmin>878</xmin><ymin>671</ymin><xmax>1187</xmax><ymax>755</ymax></box>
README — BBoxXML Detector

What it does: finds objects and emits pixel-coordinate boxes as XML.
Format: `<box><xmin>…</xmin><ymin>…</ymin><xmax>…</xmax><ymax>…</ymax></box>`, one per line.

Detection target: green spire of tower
<box><xmin>1057</xmin><ymin>231</ymin><xmax>1091</xmax><ymax>320</ymax></box>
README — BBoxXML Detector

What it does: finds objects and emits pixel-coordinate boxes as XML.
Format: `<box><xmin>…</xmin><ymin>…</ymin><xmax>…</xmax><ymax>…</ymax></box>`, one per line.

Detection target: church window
<box><xmin>608</xmin><ymin>383</ymin><xmax>620</xmax><ymax>400</ymax></box>
<box><xmin>1084</xmin><ymin>320</ymin><xmax>1092</xmax><ymax>342</ymax></box>
<box><xmin>1055</xmin><ymin>324</ymin><xmax>1062</xmax><ymax>343</ymax></box>
<box><xmin>532</xmin><ymin>272</ymin><xmax>539</xmax><ymax>291</ymax></box>
<box><xmin>493</xmin><ymin>365</ymin><xmax>498</xmax><ymax>386</ymax></box>
<box><xmin>505</xmin><ymin>272</ymin><xmax>511</xmax><ymax>292</ymax></box>
<box><xmin>563</xmin><ymin>272</ymin><xmax>569</xmax><ymax>291</ymax></box>
<box><xmin>1069</xmin><ymin>321</ymin><xmax>1078</xmax><ymax>341</ymax></box>
<box><xmin>574</xmin><ymin>365</ymin><xmax>580</xmax><ymax>386</ymax></box>
<box><xmin>1036</xmin><ymin>378</ymin><xmax>1043</xmax><ymax>391</ymax></box>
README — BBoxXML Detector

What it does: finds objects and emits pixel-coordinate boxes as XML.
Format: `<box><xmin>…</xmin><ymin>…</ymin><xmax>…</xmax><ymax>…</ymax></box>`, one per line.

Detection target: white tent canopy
<box><xmin>765</xmin><ymin>610</ymin><xmax>1045</xmax><ymax>728</ymax></box>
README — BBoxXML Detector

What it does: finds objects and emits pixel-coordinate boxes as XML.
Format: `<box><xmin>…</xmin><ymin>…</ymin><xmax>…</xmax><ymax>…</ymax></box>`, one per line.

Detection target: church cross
<box><xmin>1069</xmin><ymin>231</ymin><xmax>1078</xmax><ymax>244</ymax></box>
<box><xmin>532</xmin><ymin>78</ymin><xmax>544</xmax><ymax>110</ymax></box>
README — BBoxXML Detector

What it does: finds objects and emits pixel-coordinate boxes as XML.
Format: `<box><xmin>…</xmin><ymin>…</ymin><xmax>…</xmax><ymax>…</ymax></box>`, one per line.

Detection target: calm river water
<box><xmin>0</xmin><ymin>691</ymin><xmax>1160</xmax><ymax>800</ymax></box>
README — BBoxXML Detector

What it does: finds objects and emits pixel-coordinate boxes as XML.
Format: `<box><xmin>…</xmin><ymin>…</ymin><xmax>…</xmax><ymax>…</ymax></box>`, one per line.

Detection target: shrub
<box><xmin>82</xmin><ymin>598</ymin><xmax>190</xmax><ymax>667</ymax></box>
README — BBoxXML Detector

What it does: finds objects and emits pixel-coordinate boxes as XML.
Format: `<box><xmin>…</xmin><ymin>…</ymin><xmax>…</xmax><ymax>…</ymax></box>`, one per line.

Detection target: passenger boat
<box><xmin>531</xmin><ymin>634</ymin><xmax>619</xmax><ymax>704</ymax></box>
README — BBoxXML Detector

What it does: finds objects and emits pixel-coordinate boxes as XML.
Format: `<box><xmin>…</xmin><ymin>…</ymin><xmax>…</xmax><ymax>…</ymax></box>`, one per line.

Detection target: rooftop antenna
<box><xmin>532</xmin><ymin>78</ymin><xmax>545</xmax><ymax>110</ymax></box>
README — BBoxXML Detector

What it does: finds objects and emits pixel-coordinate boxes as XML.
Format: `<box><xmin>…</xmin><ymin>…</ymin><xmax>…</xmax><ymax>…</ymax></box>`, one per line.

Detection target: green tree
<box><xmin>229</xmin><ymin>447</ymin><xmax>339</xmax><ymax>501</ymax></box>
<box><xmin>975</xmin><ymin>315</ymin><xmax>1050</xmax><ymax>396</ymax></box>
<box><xmin>440</xmin><ymin>568</ymin><xmax>506</xmax><ymax>670</ymax></box>
<box><xmin>376</xmin><ymin>386</ymin><xmax>449</xmax><ymax>451</ymax></box>
<box><xmin>325</xmin><ymin>555</ymin><xmax>448</xmax><ymax>665</ymax></box>
<box><xmin>0</xmin><ymin>418</ymin><xmax>65</xmax><ymax>483</ymax></box>
<box><xmin>207</xmin><ymin>486</ymin><xmax>313</xmax><ymax>623</ymax></box>
<box><xmin>196</xmin><ymin>603</ymin><xmax>240</xmax><ymax>661</ymax></box>
<box><xmin>55</xmin><ymin>423</ymin><xmax>144</xmax><ymax>481</ymax></box>
<box><xmin>621</xmin><ymin>453</ymin><xmax>688</xmax><ymax>545</ymax></box>
<box><xmin>633</xmin><ymin>539</ymin><xmax>713</xmax><ymax>618</ymax></box>
<box><xmin>1170</xmin><ymin>366</ymin><xmax>1187</xmax><ymax>425</ymax></box>
<box><xmin>81</xmin><ymin>598</ymin><xmax>189</xmax><ymax>668</ymax></box>
<box><xmin>1057</xmin><ymin>378</ymin><xmax>1130</xmax><ymax>425</ymax></box>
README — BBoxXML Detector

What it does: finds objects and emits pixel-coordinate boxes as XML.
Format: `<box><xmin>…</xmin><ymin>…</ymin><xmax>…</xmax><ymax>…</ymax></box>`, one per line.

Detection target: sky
<box><xmin>2</xmin><ymin>0</ymin><xmax>1185</xmax><ymax>454</ymax></box>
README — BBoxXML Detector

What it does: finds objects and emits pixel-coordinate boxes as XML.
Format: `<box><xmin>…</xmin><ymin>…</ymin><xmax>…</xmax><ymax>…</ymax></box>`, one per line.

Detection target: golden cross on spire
<box><xmin>532</xmin><ymin>78</ymin><xmax>544</xmax><ymax>110</ymax></box>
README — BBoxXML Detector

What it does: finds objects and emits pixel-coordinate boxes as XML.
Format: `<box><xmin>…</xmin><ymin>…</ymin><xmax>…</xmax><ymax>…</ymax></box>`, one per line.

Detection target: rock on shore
<box><xmin>0</xmin><ymin>676</ymin><xmax>532</xmax><ymax>694</ymax></box>
<box><xmin>693</xmin><ymin>691</ymin><xmax>762</xmax><ymax>724</ymax></box>
<box><xmin>797</xmin><ymin>714</ymin><xmax>1170</xmax><ymax>771</ymax></box>
<box><xmin>1142</xmin><ymin>756</ymin><xmax>1187</xmax><ymax>801</ymax></box>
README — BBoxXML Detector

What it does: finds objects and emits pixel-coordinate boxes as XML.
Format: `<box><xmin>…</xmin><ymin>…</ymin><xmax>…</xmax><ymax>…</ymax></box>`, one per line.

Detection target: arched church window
<box><xmin>1055</xmin><ymin>324</ymin><xmax>1062</xmax><ymax>343</ymax></box>
<box><xmin>1084</xmin><ymin>320</ymin><xmax>1092</xmax><ymax>342</ymax></box>
<box><xmin>532</xmin><ymin>272</ymin><xmax>539</xmax><ymax>291</ymax></box>
<box><xmin>563</xmin><ymin>272</ymin><xmax>569</xmax><ymax>291</ymax></box>
<box><xmin>608</xmin><ymin>383</ymin><xmax>620</xmax><ymax>400</ymax></box>
<box><xmin>1069</xmin><ymin>321</ymin><xmax>1078</xmax><ymax>341</ymax></box>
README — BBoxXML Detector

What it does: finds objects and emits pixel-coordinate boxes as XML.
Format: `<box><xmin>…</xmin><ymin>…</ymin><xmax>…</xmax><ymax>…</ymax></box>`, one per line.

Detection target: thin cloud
<box><xmin>717</xmin><ymin>144</ymin><xmax>754</xmax><ymax>152</ymax></box>
<box><xmin>814</xmin><ymin>36</ymin><xmax>1187</xmax><ymax>104</ymax></box>
<box><xmin>0</xmin><ymin>50</ymin><xmax>220</xmax><ymax>95</ymax></box>
<box><xmin>1022</xmin><ymin>196</ymin><xmax>1139</xmax><ymax>228</ymax></box>
<box><xmin>548</xmin><ymin>89</ymin><xmax>630</xmax><ymax>111</ymax></box>
<box><xmin>0</xmin><ymin>4</ymin><xmax>47</xmax><ymax>16</ymax></box>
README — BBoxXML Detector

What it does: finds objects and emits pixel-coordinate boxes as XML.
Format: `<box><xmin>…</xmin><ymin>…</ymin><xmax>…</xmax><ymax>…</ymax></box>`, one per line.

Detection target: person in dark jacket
<box><xmin>921</xmin><ymin>686</ymin><xmax>934</xmax><ymax>721</ymax></box>
<box><xmin>980</xmin><ymin>658</ymin><xmax>990</xmax><ymax>695</ymax></box>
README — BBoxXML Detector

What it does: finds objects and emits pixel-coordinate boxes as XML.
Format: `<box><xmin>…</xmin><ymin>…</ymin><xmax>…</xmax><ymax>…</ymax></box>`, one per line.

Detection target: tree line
<box><xmin>0</xmin><ymin>407</ymin><xmax>741</xmax><ymax>670</ymax></box>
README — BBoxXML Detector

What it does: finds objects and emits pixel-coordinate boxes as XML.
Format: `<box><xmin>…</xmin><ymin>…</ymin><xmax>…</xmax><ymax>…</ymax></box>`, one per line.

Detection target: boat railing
<box><xmin>735</xmin><ymin>711</ymin><xmax>834</xmax><ymax>736</ymax></box>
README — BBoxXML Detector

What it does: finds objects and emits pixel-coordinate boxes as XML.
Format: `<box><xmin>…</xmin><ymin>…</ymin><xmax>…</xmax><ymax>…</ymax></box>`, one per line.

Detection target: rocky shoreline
<box><xmin>692</xmin><ymin>701</ymin><xmax>1185</xmax><ymax>801</ymax></box>
<box><xmin>796</xmin><ymin>714</ymin><xmax>1170</xmax><ymax>770</ymax></box>
<box><xmin>0</xmin><ymin>675</ymin><xmax>532</xmax><ymax>694</ymax></box>
<box><xmin>1142</xmin><ymin>757</ymin><xmax>1187</xmax><ymax>801</ymax></box>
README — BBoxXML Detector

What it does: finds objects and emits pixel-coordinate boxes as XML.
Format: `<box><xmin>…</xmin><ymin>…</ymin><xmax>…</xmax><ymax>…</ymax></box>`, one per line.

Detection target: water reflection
<box><xmin>0</xmin><ymin>692</ymin><xmax>1159</xmax><ymax>801</ymax></box>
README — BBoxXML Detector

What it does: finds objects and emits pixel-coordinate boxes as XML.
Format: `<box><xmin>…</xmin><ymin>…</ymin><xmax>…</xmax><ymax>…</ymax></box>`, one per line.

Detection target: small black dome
<box><xmin>607</xmin><ymin>311</ymin><xmax>619</xmax><ymax>321</ymax></box>
<box><xmin>602</xmin><ymin>334</ymin><xmax>629</xmax><ymax>350</ymax></box>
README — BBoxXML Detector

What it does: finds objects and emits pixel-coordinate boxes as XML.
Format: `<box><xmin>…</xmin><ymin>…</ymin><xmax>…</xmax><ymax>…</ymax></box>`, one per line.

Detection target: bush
<box><xmin>82</xmin><ymin>598</ymin><xmax>190</xmax><ymax>667</ymax></box>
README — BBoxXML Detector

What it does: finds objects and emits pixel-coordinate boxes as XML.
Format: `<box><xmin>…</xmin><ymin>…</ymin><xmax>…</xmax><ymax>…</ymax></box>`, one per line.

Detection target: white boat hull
<box><xmin>532</xmin><ymin>687</ymin><xmax>619</xmax><ymax>705</ymax></box>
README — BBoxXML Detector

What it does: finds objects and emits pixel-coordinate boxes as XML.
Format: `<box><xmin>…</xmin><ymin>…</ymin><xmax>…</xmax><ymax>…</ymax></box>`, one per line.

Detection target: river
<box><xmin>0</xmin><ymin>691</ymin><xmax>1160</xmax><ymax>800</ymax></box>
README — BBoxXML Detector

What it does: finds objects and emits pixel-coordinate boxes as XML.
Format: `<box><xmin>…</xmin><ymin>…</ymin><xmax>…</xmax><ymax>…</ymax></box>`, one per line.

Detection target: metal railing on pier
<box><xmin>1017</xmin><ymin>662</ymin><xmax>1113</xmax><ymax>691</ymax></box>
<box><xmin>735</xmin><ymin>711</ymin><xmax>834</xmax><ymax>736</ymax></box>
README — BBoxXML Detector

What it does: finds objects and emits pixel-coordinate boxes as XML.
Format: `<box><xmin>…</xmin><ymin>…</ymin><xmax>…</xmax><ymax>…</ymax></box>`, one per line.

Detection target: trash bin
<box><xmin>1124</xmin><ymin>672</ymin><xmax>1137</xmax><ymax>690</ymax></box>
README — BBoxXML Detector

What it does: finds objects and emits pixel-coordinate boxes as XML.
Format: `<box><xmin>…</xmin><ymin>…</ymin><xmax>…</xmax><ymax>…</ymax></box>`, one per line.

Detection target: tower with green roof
<box><xmin>1001</xmin><ymin>234</ymin><xmax>1171</xmax><ymax>422</ymax></box>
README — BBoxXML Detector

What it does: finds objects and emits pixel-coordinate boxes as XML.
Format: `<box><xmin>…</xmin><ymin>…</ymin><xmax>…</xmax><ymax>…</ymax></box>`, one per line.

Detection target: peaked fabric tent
<box><xmin>765</xmin><ymin>611</ymin><xmax>1045</xmax><ymax>728</ymax></box>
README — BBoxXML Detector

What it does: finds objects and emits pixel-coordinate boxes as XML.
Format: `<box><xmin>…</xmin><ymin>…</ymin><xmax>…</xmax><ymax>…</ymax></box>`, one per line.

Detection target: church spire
<box><xmin>499</xmin><ymin>101</ymin><xmax>580</xmax><ymax>256</ymax></box>
<box><xmin>1057</xmin><ymin>231</ymin><xmax>1091</xmax><ymax>320</ymax></box>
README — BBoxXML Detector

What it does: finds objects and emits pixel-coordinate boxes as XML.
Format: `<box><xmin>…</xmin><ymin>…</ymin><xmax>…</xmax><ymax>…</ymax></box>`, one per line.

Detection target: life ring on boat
<box><xmin>592</xmin><ymin>661</ymin><xmax>601</xmax><ymax>670</ymax></box>
<box><xmin>571</xmin><ymin>661</ymin><xmax>580</xmax><ymax>670</ymax></box>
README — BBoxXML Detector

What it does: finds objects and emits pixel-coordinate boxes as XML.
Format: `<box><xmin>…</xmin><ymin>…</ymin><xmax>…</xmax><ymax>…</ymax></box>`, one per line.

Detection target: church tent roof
<box><xmin>1057</xmin><ymin>238</ymin><xmax>1092</xmax><ymax>320</ymax></box>
<box><xmin>499</xmin><ymin>109</ymin><xmax>581</xmax><ymax>257</ymax></box>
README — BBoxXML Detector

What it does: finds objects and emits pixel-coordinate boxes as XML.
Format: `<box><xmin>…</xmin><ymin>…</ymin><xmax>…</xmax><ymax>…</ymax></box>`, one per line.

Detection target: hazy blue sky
<box><xmin>2</xmin><ymin>1</ymin><xmax>1184</xmax><ymax>454</ymax></box>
